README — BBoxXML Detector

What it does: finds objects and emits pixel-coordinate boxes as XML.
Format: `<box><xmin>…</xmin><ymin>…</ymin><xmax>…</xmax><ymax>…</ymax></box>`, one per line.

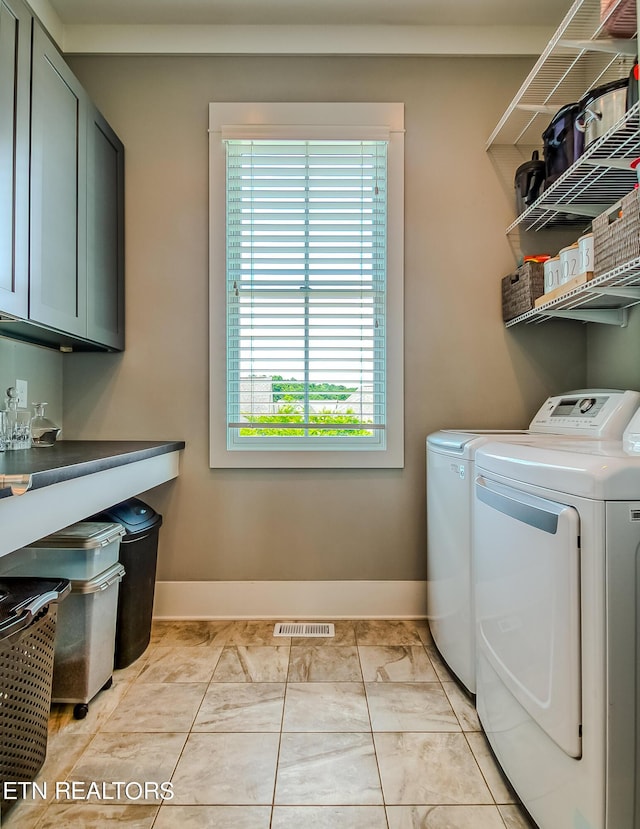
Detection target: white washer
<box><xmin>473</xmin><ymin>415</ymin><xmax>640</xmax><ymax>829</ymax></box>
<box><xmin>426</xmin><ymin>389</ymin><xmax>640</xmax><ymax>694</ymax></box>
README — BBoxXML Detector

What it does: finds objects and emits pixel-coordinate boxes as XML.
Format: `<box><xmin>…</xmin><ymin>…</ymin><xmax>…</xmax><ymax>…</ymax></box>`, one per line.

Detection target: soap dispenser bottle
<box><xmin>30</xmin><ymin>402</ymin><xmax>60</xmax><ymax>447</ymax></box>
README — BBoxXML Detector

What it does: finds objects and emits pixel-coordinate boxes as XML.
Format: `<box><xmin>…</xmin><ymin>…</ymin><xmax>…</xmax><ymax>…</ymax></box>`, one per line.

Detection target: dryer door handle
<box><xmin>475</xmin><ymin>476</ymin><xmax>565</xmax><ymax>535</ymax></box>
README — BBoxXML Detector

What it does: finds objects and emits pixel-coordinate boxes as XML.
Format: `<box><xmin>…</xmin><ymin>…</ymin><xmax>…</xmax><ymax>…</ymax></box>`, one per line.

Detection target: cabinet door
<box><xmin>29</xmin><ymin>23</ymin><xmax>87</xmax><ymax>338</ymax></box>
<box><xmin>87</xmin><ymin>105</ymin><xmax>125</xmax><ymax>350</ymax></box>
<box><xmin>0</xmin><ymin>0</ymin><xmax>30</xmax><ymax>318</ymax></box>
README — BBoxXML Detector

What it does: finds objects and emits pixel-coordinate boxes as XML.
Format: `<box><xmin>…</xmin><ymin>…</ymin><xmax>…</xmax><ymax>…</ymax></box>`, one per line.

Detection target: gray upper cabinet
<box><xmin>0</xmin><ymin>0</ymin><xmax>30</xmax><ymax>318</ymax></box>
<box><xmin>0</xmin><ymin>12</ymin><xmax>125</xmax><ymax>351</ymax></box>
<box><xmin>29</xmin><ymin>23</ymin><xmax>88</xmax><ymax>340</ymax></box>
<box><xmin>87</xmin><ymin>105</ymin><xmax>125</xmax><ymax>350</ymax></box>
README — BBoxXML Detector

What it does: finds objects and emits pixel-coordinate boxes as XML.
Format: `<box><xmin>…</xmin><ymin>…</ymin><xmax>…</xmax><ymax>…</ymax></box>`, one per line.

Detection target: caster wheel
<box><xmin>73</xmin><ymin>703</ymin><xmax>89</xmax><ymax>720</ymax></box>
<box><xmin>101</xmin><ymin>676</ymin><xmax>113</xmax><ymax>692</ymax></box>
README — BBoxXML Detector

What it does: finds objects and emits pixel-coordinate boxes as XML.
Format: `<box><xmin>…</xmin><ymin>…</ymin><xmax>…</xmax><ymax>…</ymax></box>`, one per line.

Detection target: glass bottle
<box><xmin>30</xmin><ymin>402</ymin><xmax>60</xmax><ymax>448</ymax></box>
<box><xmin>5</xmin><ymin>387</ymin><xmax>31</xmax><ymax>450</ymax></box>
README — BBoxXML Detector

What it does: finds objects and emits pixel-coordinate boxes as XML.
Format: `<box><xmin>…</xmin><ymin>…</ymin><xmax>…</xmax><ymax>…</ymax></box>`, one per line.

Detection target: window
<box><xmin>209</xmin><ymin>103</ymin><xmax>404</xmax><ymax>468</ymax></box>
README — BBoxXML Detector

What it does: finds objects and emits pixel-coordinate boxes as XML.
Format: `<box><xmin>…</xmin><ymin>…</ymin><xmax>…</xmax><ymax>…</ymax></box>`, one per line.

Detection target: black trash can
<box><xmin>0</xmin><ymin>577</ymin><xmax>70</xmax><ymax>814</ymax></box>
<box><xmin>90</xmin><ymin>499</ymin><xmax>163</xmax><ymax>669</ymax></box>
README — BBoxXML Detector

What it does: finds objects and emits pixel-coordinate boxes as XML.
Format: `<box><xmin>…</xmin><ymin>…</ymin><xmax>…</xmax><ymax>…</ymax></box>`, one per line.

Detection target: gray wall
<box><xmin>0</xmin><ymin>339</ymin><xmax>63</xmax><ymax>430</ymax></box>
<box><xmin>61</xmin><ymin>55</ymin><xmax>588</xmax><ymax>582</ymax></box>
<box><xmin>587</xmin><ymin>306</ymin><xmax>640</xmax><ymax>390</ymax></box>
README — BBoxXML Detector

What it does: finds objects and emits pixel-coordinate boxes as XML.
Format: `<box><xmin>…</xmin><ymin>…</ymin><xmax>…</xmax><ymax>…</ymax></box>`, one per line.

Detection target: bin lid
<box><xmin>90</xmin><ymin>498</ymin><xmax>163</xmax><ymax>535</ymax></box>
<box><xmin>69</xmin><ymin>562</ymin><xmax>125</xmax><ymax>595</ymax></box>
<box><xmin>0</xmin><ymin>577</ymin><xmax>71</xmax><ymax>639</ymax></box>
<box><xmin>25</xmin><ymin>522</ymin><xmax>125</xmax><ymax>550</ymax></box>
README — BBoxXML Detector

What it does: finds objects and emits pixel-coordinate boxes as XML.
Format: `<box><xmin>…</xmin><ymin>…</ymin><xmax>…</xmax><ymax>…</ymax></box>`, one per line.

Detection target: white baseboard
<box><xmin>153</xmin><ymin>580</ymin><xmax>427</xmax><ymax>620</ymax></box>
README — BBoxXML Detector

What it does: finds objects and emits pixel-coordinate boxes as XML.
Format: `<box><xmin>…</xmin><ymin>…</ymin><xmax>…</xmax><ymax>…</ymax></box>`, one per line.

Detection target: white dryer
<box><xmin>426</xmin><ymin>389</ymin><xmax>640</xmax><ymax>694</ymax></box>
<box><xmin>473</xmin><ymin>414</ymin><xmax>640</xmax><ymax>829</ymax></box>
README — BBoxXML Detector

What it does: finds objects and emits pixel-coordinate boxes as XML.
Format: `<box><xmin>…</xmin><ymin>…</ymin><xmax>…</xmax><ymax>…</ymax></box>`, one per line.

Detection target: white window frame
<box><xmin>209</xmin><ymin>102</ymin><xmax>404</xmax><ymax>469</ymax></box>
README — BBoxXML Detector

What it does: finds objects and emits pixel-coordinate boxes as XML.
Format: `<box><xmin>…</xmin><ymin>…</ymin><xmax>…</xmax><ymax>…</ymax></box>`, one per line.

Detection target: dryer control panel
<box><xmin>529</xmin><ymin>389</ymin><xmax>640</xmax><ymax>438</ymax></box>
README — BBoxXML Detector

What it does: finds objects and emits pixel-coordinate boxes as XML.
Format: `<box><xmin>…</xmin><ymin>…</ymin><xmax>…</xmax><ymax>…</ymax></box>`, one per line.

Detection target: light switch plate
<box><xmin>15</xmin><ymin>379</ymin><xmax>28</xmax><ymax>408</ymax></box>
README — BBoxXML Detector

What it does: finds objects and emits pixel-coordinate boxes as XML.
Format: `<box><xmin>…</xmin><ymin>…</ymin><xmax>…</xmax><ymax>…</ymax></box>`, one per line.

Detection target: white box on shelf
<box><xmin>560</xmin><ymin>244</ymin><xmax>581</xmax><ymax>284</ymax></box>
<box><xmin>544</xmin><ymin>256</ymin><xmax>562</xmax><ymax>293</ymax></box>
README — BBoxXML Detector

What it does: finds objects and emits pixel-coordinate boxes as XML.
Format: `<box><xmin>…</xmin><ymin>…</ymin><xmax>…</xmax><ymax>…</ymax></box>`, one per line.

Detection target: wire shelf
<box><xmin>504</xmin><ymin>256</ymin><xmax>640</xmax><ymax>327</ymax></box>
<box><xmin>487</xmin><ymin>0</ymin><xmax>637</xmax><ymax>148</ymax></box>
<box><xmin>490</xmin><ymin>0</ymin><xmax>639</xmax><ymax>327</ymax></box>
<box><xmin>506</xmin><ymin>102</ymin><xmax>640</xmax><ymax>233</ymax></box>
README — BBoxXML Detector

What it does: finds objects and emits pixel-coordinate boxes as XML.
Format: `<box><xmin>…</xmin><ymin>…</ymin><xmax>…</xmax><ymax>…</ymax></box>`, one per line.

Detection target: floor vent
<box><xmin>273</xmin><ymin>622</ymin><xmax>335</xmax><ymax>638</ymax></box>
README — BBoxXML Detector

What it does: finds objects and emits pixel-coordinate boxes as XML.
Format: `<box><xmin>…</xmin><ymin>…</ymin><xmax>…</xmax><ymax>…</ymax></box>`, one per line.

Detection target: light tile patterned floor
<box><xmin>3</xmin><ymin>620</ymin><xmax>538</xmax><ymax>828</ymax></box>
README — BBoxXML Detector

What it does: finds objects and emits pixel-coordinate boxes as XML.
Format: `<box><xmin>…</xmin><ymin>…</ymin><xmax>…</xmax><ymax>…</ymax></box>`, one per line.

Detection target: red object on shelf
<box><xmin>523</xmin><ymin>255</ymin><xmax>551</xmax><ymax>264</ymax></box>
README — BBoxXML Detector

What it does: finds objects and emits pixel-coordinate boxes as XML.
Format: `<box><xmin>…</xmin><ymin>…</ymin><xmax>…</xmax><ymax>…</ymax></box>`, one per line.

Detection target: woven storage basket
<box><xmin>501</xmin><ymin>261</ymin><xmax>545</xmax><ymax>321</ymax></box>
<box><xmin>0</xmin><ymin>606</ymin><xmax>57</xmax><ymax>814</ymax></box>
<box><xmin>593</xmin><ymin>188</ymin><xmax>640</xmax><ymax>277</ymax></box>
<box><xmin>601</xmin><ymin>0</ymin><xmax>636</xmax><ymax>37</ymax></box>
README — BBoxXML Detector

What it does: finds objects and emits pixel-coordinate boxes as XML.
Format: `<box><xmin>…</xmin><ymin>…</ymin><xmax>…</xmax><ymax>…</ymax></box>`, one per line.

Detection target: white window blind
<box><xmin>225</xmin><ymin>138</ymin><xmax>388</xmax><ymax>450</ymax></box>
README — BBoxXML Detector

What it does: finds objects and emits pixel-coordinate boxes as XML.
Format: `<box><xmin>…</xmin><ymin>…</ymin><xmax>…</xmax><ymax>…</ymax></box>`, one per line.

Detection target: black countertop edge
<box><xmin>0</xmin><ymin>440</ymin><xmax>185</xmax><ymax>498</ymax></box>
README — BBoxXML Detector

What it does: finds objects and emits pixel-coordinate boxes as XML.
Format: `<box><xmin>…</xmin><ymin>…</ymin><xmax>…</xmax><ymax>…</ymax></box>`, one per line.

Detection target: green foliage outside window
<box><xmin>271</xmin><ymin>377</ymin><xmax>357</xmax><ymax>403</ymax></box>
<box><xmin>240</xmin><ymin>403</ymin><xmax>373</xmax><ymax>437</ymax></box>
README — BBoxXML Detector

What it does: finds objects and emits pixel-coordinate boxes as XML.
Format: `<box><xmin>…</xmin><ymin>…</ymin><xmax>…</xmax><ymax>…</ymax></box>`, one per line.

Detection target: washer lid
<box><xmin>428</xmin><ymin>390</ymin><xmax>640</xmax><ymax>458</ymax></box>
<box><xmin>475</xmin><ymin>439</ymin><xmax>640</xmax><ymax>500</ymax></box>
<box><xmin>427</xmin><ymin>430</ymin><xmax>529</xmax><ymax>459</ymax></box>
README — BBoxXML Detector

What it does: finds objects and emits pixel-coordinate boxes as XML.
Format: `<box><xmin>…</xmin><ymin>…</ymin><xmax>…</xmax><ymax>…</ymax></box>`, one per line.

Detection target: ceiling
<box><xmin>46</xmin><ymin>0</ymin><xmax>570</xmax><ymax>28</ymax></box>
<box><xmin>32</xmin><ymin>0</ymin><xmax>574</xmax><ymax>55</ymax></box>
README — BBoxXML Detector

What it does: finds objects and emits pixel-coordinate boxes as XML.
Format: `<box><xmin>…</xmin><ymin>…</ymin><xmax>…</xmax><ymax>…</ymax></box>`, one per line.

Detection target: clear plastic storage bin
<box><xmin>52</xmin><ymin>562</ymin><xmax>125</xmax><ymax>719</ymax></box>
<box><xmin>4</xmin><ymin>522</ymin><xmax>125</xmax><ymax>580</ymax></box>
<box><xmin>0</xmin><ymin>523</ymin><xmax>127</xmax><ymax>720</ymax></box>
